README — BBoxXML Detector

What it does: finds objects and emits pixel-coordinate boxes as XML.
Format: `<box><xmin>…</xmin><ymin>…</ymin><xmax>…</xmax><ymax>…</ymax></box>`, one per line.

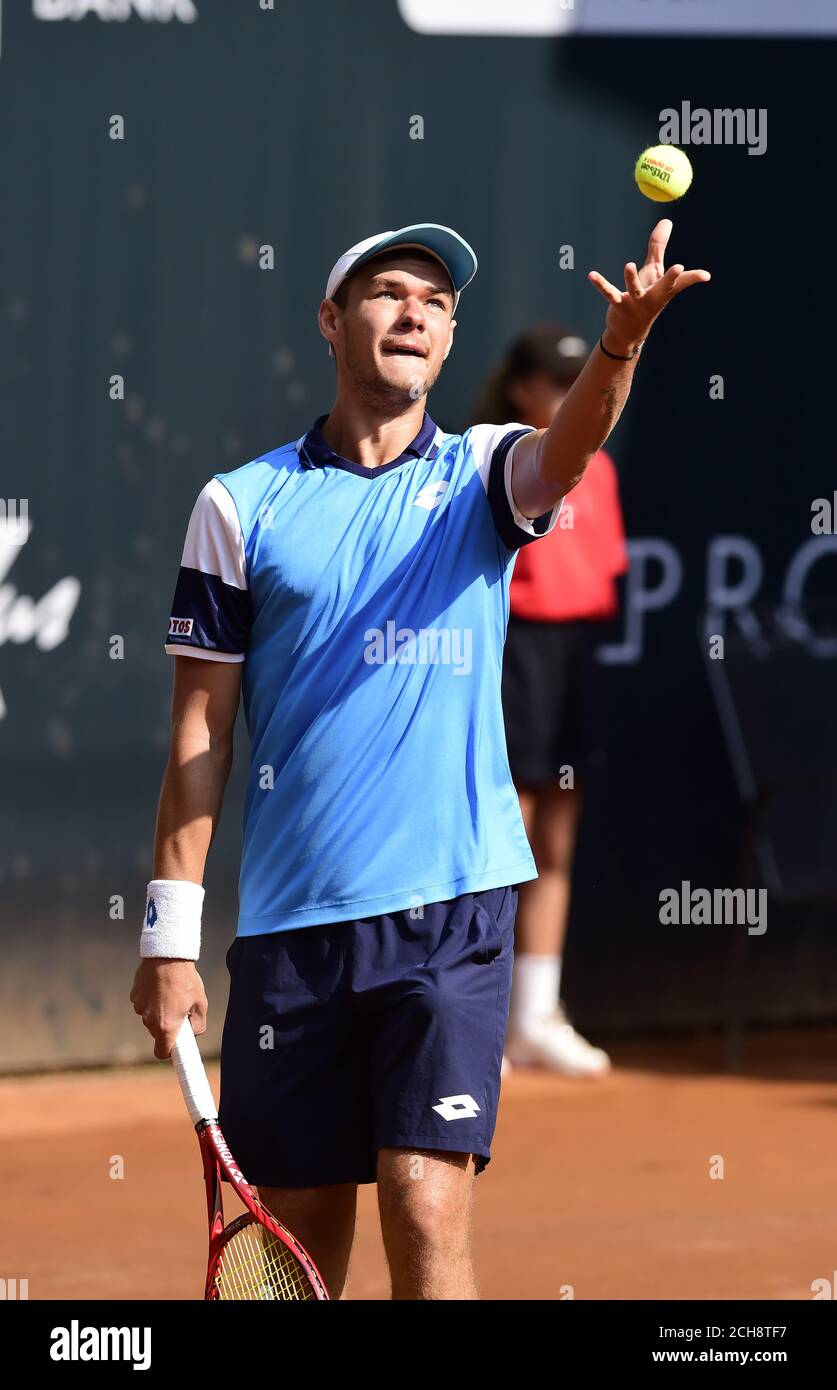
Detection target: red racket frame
<box><xmin>196</xmin><ymin>1118</ymin><xmax>330</xmax><ymax>1301</ymax></box>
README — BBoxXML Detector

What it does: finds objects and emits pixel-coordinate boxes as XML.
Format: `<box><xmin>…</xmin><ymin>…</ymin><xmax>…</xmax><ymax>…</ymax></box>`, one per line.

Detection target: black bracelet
<box><xmin>599</xmin><ymin>334</ymin><xmax>645</xmax><ymax>361</ymax></box>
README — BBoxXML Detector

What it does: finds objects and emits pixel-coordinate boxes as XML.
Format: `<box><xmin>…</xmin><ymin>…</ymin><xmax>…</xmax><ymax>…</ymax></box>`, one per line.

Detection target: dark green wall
<box><xmin>1</xmin><ymin>1</ymin><xmax>834</xmax><ymax>1066</ymax></box>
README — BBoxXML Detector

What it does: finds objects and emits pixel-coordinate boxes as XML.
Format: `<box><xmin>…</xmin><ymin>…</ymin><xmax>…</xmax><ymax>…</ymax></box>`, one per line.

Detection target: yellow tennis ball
<box><xmin>634</xmin><ymin>145</ymin><xmax>693</xmax><ymax>202</ymax></box>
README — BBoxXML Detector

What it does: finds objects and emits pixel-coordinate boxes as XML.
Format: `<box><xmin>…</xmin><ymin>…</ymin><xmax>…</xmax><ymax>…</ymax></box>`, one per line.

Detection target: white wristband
<box><xmin>140</xmin><ymin>879</ymin><xmax>204</xmax><ymax>960</ymax></box>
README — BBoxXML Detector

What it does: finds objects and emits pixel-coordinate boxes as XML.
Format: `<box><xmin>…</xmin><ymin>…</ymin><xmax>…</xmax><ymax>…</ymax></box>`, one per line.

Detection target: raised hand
<box><xmin>588</xmin><ymin>219</ymin><xmax>710</xmax><ymax>356</ymax></box>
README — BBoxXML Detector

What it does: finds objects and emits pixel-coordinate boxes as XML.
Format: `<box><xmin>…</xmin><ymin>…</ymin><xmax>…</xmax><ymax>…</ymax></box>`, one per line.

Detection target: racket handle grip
<box><xmin>171</xmin><ymin>1017</ymin><xmax>218</xmax><ymax>1125</ymax></box>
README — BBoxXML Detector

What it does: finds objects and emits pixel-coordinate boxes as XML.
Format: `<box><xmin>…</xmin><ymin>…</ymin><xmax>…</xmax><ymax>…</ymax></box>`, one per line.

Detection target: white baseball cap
<box><xmin>325</xmin><ymin>223</ymin><xmax>478</xmax><ymax>311</ymax></box>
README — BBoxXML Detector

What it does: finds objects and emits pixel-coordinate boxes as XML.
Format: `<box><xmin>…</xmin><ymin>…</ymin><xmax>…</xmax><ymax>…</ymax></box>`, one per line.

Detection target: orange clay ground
<box><xmin>1</xmin><ymin>1028</ymin><xmax>835</xmax><ymax>1301</ymax></box>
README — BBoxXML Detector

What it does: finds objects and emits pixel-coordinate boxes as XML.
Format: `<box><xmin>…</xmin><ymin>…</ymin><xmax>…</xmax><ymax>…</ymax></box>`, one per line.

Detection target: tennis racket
<box><xmin>171</xmin><ymin>1017</ymin><xmax>330</xmax><ymax>1301</ymax></box>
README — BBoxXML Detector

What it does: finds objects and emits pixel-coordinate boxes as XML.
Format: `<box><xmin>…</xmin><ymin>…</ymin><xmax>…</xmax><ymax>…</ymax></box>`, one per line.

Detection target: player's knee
<box><xmin>393</xmin><ymin>1190</ymin><xmax>469</xmax><ymax>1252</ymax></box>
<box><xmin>379</xmin><ymin>1154</ymin><xmax>472</xmax><ymax>1248</ymax></box>
<box><xmin>259</xmin><ymin>1183</ymin><xmax>355</xmax><ymax>1241</ymax></box>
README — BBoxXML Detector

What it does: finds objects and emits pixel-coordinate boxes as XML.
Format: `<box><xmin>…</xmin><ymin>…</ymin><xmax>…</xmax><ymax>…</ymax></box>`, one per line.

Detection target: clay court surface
<box><xmin>2</xmin><ymin>1027</ymin><xmax>835</xmax><ymax>1301</ymax></box>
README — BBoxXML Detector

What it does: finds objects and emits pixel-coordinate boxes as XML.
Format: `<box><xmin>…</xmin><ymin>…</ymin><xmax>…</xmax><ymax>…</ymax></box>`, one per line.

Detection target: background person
<box><xmin>471</xmin><ymin>324</ymin><xmax>629</xmax><ymax>1075</ymax></box>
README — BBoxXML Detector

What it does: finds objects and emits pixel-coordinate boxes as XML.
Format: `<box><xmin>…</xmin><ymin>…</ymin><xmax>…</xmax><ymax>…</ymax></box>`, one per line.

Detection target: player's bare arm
<box><xmin>510</xmin><ymin>218</ymin><xmax>711</xmax><ymax>518</ymax></box>
<box><xmin>130</xmin><ymin>656</ymin><xmax>242</xmax><ymax>1059</ymax></box>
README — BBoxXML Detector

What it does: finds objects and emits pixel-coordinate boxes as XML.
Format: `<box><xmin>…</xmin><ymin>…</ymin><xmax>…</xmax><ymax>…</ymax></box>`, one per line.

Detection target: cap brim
<box><xmin>350</xmin><ymin>223</ymin><xmax>477</xmax><ymax>296</ymax></box>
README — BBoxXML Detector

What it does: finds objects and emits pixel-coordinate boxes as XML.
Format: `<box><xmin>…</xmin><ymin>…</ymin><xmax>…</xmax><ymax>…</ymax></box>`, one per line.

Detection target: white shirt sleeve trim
<box><xmin>164</xmin><ymin>645</ymin><xmax>245</xmax><ymax>663</ymax></box>
<box><xmin>505</xmin><ymin>435</ymin><xmax>564</xmax><ymax>539</ymax></box>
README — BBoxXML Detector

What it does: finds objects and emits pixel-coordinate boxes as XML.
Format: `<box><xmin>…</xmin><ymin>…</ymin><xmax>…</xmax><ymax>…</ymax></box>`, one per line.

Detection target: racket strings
<box><xmin>215</xmin><ymin>1220</ymin><xmax>317</xmax><ymax>1301</ymax></box>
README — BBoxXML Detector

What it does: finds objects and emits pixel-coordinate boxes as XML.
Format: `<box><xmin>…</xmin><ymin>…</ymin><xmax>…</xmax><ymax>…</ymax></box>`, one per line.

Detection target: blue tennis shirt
<box><xmin>165</xmin><ymin>413</ymin><xmax>562</xmax><ymax>935</ymax></box>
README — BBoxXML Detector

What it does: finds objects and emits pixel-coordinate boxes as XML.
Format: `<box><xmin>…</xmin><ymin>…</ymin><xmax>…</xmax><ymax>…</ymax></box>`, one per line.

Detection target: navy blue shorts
<box><xmin>218</xmin><ymin>885</ymin><xmax>518</xmax><ymax>1188</ymax></box>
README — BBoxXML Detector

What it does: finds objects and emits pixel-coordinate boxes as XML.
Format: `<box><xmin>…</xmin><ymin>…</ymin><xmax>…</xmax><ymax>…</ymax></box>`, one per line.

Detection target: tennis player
<box><xmin>130</xmin><ymin>219</ymin><xmax>708</xmax><ymax>1300</ymax></box>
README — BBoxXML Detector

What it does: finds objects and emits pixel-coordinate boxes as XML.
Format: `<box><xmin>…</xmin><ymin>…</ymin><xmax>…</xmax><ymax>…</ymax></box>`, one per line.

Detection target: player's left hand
<box><xmin>588</xmin><ymin>219</ymin><xmax>710</xmax><ymax>356</ymax></box>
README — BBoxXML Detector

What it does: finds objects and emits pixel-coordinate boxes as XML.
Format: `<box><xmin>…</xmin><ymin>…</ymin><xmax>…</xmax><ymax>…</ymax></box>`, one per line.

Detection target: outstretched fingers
<box><xmin>645</xmin><ymin>218</ymin><xmax>674</xmax><ymax>269</ymax></box>
<box><xmin>671</xmin><ymin>267</ymin><xmax>712</xmax><ymax>294</ymax></box>
<box><xmin>587</xmin><ymin>269</ymin><xmax>623</xmax><ymax>306</ymax></box>
<box><xmin>624</xmin><ymin>261</ymin><xmax>644</xmax><ymax>297</ymax></box>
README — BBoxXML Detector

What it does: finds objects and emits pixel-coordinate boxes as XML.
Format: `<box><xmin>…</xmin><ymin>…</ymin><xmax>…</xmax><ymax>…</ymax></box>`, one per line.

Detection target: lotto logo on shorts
<box><xmin>432</xmin><ymin>1094</ymin><xmax>480</xmax><ymax>1121</ymax></box>
<box><xmin>169</xmin><ymin>616</ymin><xmax>194</xmax><ymax>637</ymax></box>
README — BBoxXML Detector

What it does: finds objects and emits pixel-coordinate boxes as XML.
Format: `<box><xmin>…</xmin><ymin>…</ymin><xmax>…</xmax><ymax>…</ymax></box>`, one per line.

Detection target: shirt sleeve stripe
<box><xmin>487</xmin><ymin>429</ymin><xmax>561</xmax><ymax>550</ymax></box>
<box><xmin>167</xmin><ymin>566</ymin><xmax>252</xmax><ymax>656</ymax></box>
<box><xmin>502</xmin><ymin>435</ymin><xmax>563</xmax><ymax>546</ymax></box>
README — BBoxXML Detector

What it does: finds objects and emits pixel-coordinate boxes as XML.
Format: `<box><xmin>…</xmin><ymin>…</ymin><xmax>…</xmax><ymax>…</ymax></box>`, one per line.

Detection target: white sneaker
<box><xmin>505</xmin><ymin>1005</ymin><xmax>611</xmax><ymax>1077</ymax></box>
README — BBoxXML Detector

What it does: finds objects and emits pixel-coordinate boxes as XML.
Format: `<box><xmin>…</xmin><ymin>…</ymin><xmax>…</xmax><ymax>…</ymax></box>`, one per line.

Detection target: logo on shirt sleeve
<box><xmin>168</xmin><ymin>616</ymin><xmax>194</xmax><ymax>637</ymax></box>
